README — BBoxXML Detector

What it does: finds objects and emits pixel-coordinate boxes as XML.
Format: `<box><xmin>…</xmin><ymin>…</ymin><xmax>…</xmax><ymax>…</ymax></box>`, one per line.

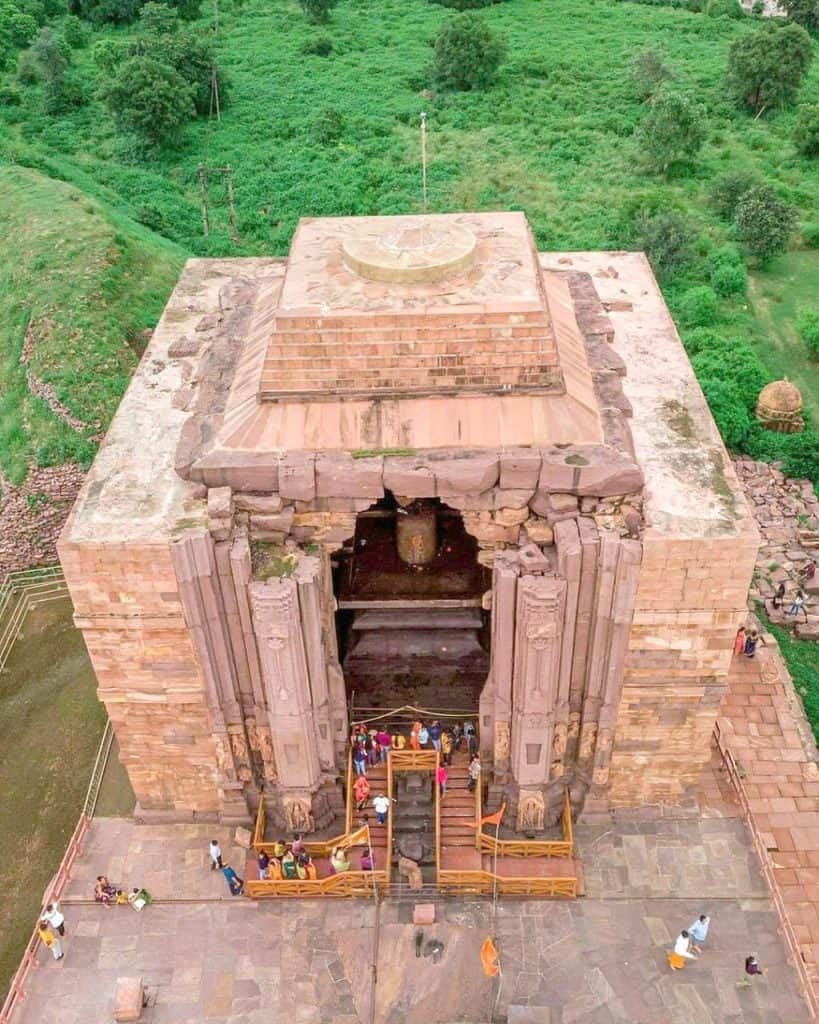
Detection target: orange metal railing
<box><xmin>477</xmin><ymin>788</ymin><xmax>573</xmax><ymax>859</ymax></box>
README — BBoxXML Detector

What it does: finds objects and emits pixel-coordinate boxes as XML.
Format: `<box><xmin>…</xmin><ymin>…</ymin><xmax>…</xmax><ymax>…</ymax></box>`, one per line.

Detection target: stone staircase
<box><xmin>439</xmin><ymin>751</ymin><xmax>482</xmax><ymax>871</ymax></box>
<box><xmin>354</xmin><ymin>760</ymin><xmax>390</xmax><ymax>869</ymax></box>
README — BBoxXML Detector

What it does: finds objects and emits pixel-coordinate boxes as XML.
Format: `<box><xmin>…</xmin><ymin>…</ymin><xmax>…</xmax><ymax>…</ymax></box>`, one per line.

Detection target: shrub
<box><xmin>432</xmin><ymin>12</ymin><xmax>505</xmax><ymax>92</ymax></box>
<box><xmin>677</xmin><ymin>285</ymin><xmax>719</xmax><ymax>327</ymax></box>
<box><xmin>62</xmin><ymin>14</ymin><xmax>88</xmax><ymax>46</ymax></box>
<box><xmin>707</xmin><ymin>169</ymin><xmax>762</xmax><ymax>221</ymax></box>
<box><xmin>100</xmin><ymin>54</ymin><xmax>195</xmax><ymax>145</ymax></box>
<box><xmin>700</xmin><ymin>378</ymin><xmax>752</xmax><ymax>448</ymax></box>
<box><xmin>0</xmin><ymin>4</ymin><xmax>38</xmax><ymax>47</ymax></box>
<box><xmin>706</xmin><ymin>0</ymin><xmax>743</xmax><ymax>16</ymax></box>
<box><xmin>711</xmin><ymin>262</ymin><xmax>747</xmax><ymax>296</ymax></box>
<box><xmin>708</xmin><ymin>242</ymin><xmax>744</xmax><ymax>271</ymax></box>
<box><xmin>299</xmin><ymin>0</ymin><xmax>336</xmax><ymax>23</ymax></box>
<box><xmin>726</xmin><ymin>22</ymin><xmax>813</xmax><ymax>115</ymax></box>
<box><xmin>629</xmin><ymin>46</ymin><xmax>674</xmax><ymax>103</ymax></box>
<box><xmin>301</xmin><ymin>35</ymin><xmax>333</xmax><ymax>56</ymax></box>
<box><xmin>795</xmin><ymin>104</ymin><xmax>819</xmax><ymax>158</ymax></box>
<box><xmin>682</xmin><ymin>326</ymin><xmax>724</xmax><ymax>356</ymax></box>
<box><xmin>691</xmin><ymin>335</ymin><xmax>768</xmax><ymax>408</ymax></box>
<box><xmin>311</xmin><ymin>106</ymin><xmax>343</xmax><ymax>144</ymax></box>
<box><xmin>632</xmin><ymin>210</ymin><xmax>696</xmax><ymax>279</ymax></box>
<box><xmin>779</xmin><ymin>0</ymin><xmax>819</xmax><ymax>30</ymax></box>
<box><xmin>635</xmin><ymin>88</ymin><xmax>706</xmax><ymax>174</ymax></box>
<box><xmin>802</xmin><ymin>223</ymin><xmax>819</xmax><ymax>248</ymax></box>
<box><xmin>797</xmin><ymin>307</ymin><xmax>819</xmax><ymax>359</ymax></box>
<box><xmin>734</xmin><ymin>184</ymin><xmax>797</xmax><ymax>265</ymax></box>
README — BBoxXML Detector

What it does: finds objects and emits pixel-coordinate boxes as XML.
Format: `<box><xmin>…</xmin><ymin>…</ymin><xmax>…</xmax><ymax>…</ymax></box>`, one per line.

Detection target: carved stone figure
<box><xmin>516</xmin><ymin>789</ymin><xmax>545</xmax><ymax>831</ymax></box>
<box><xmin>256</xmin><ymin>725</ymin><xmax>278</xmax><ymax>782</ymax></box>
<box><xmin>494</xmin><ymin>721</ymin><xmax>510</xmax><ymax>762</ymax></box>
<box><xmin>214</xmin><ymin>734</ymin><xmax>235</xmax><ymax>782</ymax></box>
<box><xmin>283</xmin><ymin>796</ymin><xmax>314</xmax><ymax>833</ymax></box>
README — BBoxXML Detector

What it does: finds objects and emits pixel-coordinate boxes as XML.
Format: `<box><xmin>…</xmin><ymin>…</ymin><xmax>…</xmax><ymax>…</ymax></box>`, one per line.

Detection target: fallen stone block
<box><xmin>413</xmin><ymin>903</ymin><xmax>436</xmax><ymax>926</ymax></box>
<box><xmin>113</xmin><ymin>976</ymin><xmax>144</xmax><ymax>1022</ymax></box>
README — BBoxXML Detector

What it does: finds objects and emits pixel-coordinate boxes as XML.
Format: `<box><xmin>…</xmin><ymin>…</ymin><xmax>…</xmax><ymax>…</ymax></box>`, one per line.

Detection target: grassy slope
<box><xmin>749</xmin><ymin>252</ymin><xmax>819</xmax><ymax>424</ymax></box>
<box><xmin>0</xmin><ymin>164</ymin><xmax>185</xmax><ymax>484</ymax></box>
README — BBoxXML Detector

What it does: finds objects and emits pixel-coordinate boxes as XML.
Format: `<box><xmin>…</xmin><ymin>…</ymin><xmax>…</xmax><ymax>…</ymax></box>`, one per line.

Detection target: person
<box><xmin>788</xmin><ymin>589</ymin><xmax>807</xmax><ymax>620</ymax></box>
<box><xmin>418</xmin><ymin>723</ymin><xmax>430</xmax><ymax>748</ymax></box>
<box><xmin>745</xmin><ymin>954</ymin><xmax>764</xmax><ymax>976</ymax></box>
<box><xmin>467</xmin><ymin>755</ymin><xmax>481</xmax><ymax>792</ymax></box>
<box><xmin>330</xmin><ymin>846</ymin><xmax>350</xmax><ymax>874</ymax></box>
<box><xmin>429</xmin><ymin>720</ymin><xmax>442</xmax><ymax>752</ymax></box>
<box><xmin>744</xmin><ymin>629</ymin><xmax>764</xmax><ymax>659</ymax></box>
<box><xmin>295</xmin><ymin>852</ymin><xmax>310</xmax><ymax>880</ymax></box>
<box><xmin>281</xmin><ymin>850</ymin><xmax>297</xmax><ymax>879</ymax></box>
<box><xmin>360</xmin><ymin>846</ymin><xmax>375</xmax><ymax>871</ymax></box>
<box><xmin>257</xmin><ymin>849</ymin><xmax>270</xmax><ymax>881</ymax></box>
<box><xmin>733</xmin><ymin>625</ymin><xmax>746</xmax><ymax>656</ymax></box>
<box><xmin>208</xmin><ymin>839</ymin><xmax>223</xmax><ymax>871</ymax></box>
<box><xmin>353</xmin><ymin>743</ymin><xmax>368</xmax><ymax>777</ymax></box>
<box><xmin>115</xmin><ymin>889</ymin><xmax>129</xmax><ymax>906</ymax></box>
<box><xmin>268</xmin><ymin>856</ymin><xmax>283</xmax><ymax>880</ymax></box>
<box><xmin>772</xmin><ymin>581</ymin><xmax>786</xmax><ymax>610</ymax></box>
<box><xmin>366</xmin><ymin>733</ymin><xmax>378</xmax><ymax>767</ymax></box>
<box><xmin>94</xmin><ymin>876</ymin><xmax>116</xmax><ymax>906</ymax></box>
<box><xmin>436</xmin><ymin>763</ymin><xmax>448</xmax><ymax>798</ymax></box>
<box><xmin>668</xmin><ymin>930</ymin><xmax>697</xmax><ymax>970</ymax></box>
<box><xmin>800</xmin><ymin>560</ymin><xmax>816</xmax><ymax>583</ymax></box>
<box><xmin>354</xmin><ymin>774</ymin><xmax>371</xmax><ymax>812</ymax></box>
<box><xmin>373</xmin><ymin>792</ymin><xmax>391</xmax><ymax>825</ymax></box>
<box><xmin>221</xmin><ymin>863</ymin><xmax>244</xmax><ymax>896</ymax></box>
<box><xmin>452</xmin><ymin>723</ymin><xmax>463</xmax><ymax>751</ymax></box>
<box><xmin>127</xmin><ymin>887</ymin><xmax>151</xmax><ymax>911</ymax></box>
<box><xmin>393</xmin><ymin>732</ymin><xmax>407</xmax><ymax>750</ymax></box>
<box><xmin>376</xmin><ymin>729</ymin><xmax>391</xmax><ymax>763</ymax></box>
<box><xmin>272</xmin><ymin>838</ymin><xmax>286</xmax><ymax>859</ymax></box>
<box><xmin>291</xmin><ymin>834</ymin><xmax>305</xmax><ymax>857</ymax></box>
<box><xmin>688</xmin><ymin>914</ymin><xmax>710</xmax><ymax>953</ymax></box>
<box><xmin>44</xmin><ymin>901</ymin><xmax>65</xmax><ymax>937</ymax></box>
<box><xmin>441</xmin><ymin>729</ymin><xmax>453</xmax><ymax>767</ymax></box>
<box><xmin>410</xmin><ymin>721</ymin><xmax>422</xmax><ymax>750</ymax></box>
<box><xmin>468</xmin><ymin>731</ymin><xmax>479</xmax><ymax>758</ymax></box>
<box><xmin>302</xmin><ymin>853</ymin><xmax>318</xmax><ymax>880</ymax></box>
<box><xmin>37</xmin><ymin>920</ymin><xmax>63</xmax><ymax>961</ymax></box>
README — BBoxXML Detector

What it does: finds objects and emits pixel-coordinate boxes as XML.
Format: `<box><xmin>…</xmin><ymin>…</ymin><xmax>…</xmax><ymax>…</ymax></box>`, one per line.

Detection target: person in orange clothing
<box><xmin>733</xmin><ymin>625</ymin><xmax>746</xmax><ymax>656</ymax></box>
<box><xmin>410</xmin><ymin>721</ymin><xmax>422</xmax><ymax>750</ymax></box>
<box><xmin>354</xmin><ymin>773</ymin><xmax>371</xmax><ymax>812</ymax></box>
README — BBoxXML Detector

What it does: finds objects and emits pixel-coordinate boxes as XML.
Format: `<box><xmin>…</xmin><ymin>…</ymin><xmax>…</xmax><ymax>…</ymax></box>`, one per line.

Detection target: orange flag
<box><xmin>480</xmin><ymin>803</ymin><xmax>506</xmax><ymax>828</ymax></box>
<box><xmin>480</xmin><ymin>936</ymin><xmax>500</xmax><ymax>977</ymax></box>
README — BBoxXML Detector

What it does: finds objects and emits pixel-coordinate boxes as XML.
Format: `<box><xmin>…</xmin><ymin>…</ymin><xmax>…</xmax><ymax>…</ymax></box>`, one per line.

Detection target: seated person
<box><xmin>128</xmin><ymin>887</ymin><xmax>151</xmax><ymax>911</ymax></box>
<box><xmin>94</xmin><ymin>875</ymin><xmax>117</xmax><ymax>905</ymax></box>
<box><xmin>281</xmin><ymin>851</ymin><xmax>298</xmax><ymax>880</ymax></box>
<box><xmin>330</xmin><ymin>846</ymin><xmax>350</xmax><ymax>874</ymax></box>
<box><xmin>115</xmin><ymin>889</ymin><xmax>129</xmax><ymax>906</ymax></box>
<box><xmin>272</xmin><ymin>839</ymin><xmax>286</xmax><ymax>859</ymax></box>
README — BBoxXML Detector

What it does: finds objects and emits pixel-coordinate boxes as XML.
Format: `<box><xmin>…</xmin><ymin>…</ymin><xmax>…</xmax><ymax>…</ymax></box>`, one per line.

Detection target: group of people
<box><xmin>256</xmin><ymin>836</ymin><xmax>318</xmax><ymax>881</ymax></box>
<box><xmin>350</xmin><ymin>719</ymin><xmax>479</xmax><ymax>776</ymax></box>
<box><xmin>93</xmin><ymin>875</ymin><xmax>151</xmax><ymax>911</ymax></box>
<box><xmin>734</xmin><ymin>626</ymin><xmax>764</xmax><ymax>659</ymax></box>
<box><xmin>353</xmin><ymin>775</ymin><xmax>396</xmax><ymax>820</ymax></box>
<box><xmin>37</xmin><ymin>902</ymin><xmax>66</xmax><ymax>961</ymax></box>
<box><xmin>670</xmin><ymin>915</ymin><xmax>763</xmax><ymax>980</ymax></box>
<box><xmin>771</xmin><ymin>560</ymin><xmax>815</xmax><ymax>620</ymax></box>
<box><xmin>209</xmin><ymin>839</ymin><xmax>245</xmax><ymax>895</ymax></box>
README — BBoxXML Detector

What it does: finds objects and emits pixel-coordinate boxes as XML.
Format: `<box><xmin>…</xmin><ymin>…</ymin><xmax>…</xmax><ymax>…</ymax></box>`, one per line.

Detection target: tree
<box><xmin>795</xmin><ymin>104</ymin><xmax>819</xmax><ymax>157</ymax></box>
<box><xmin>635</xmin><ymin>88</ymin><xmax>706</xmax><ymax>174</ymax></box>
<box><xmin>432</xmin><ymin>12</ymin><xmax>504</xmax><ymax>91</ymax></box>
<box><xmin>779</xmin><ymin>0</ymin><xmax>819</xmax><ymax>31</ymax></box>
<box><xmin>734</xmin><ymin>184</ymin><xmax>797</xmax><ymax>265</ymax></box>
<box><xmin>726</xmin><ymin>22</ymin><xmax>813</xmax><ymax>115</ymax></box>
<box><xmin>299</xmin><ymin>0</ymin><xmax>336</xmax><ymax>23</ymax></box>
<box><xmin>100</xmin><ymin>55</ymin><xmax>194</xmax><ymax>146</ymax></box>
<box><xmin>629</xmin><ymin>46</ymin><xmax>673</xmax><ymax>103</ymax></box>
<box><xmin>707</xmin><ymin>169</ymin><xmax>762</xmax><ymax>221</ymax></box>
<box><xmin>632</xmin><ymin>210</ymin><xmax>697</xmax><ymax>280</ymax></box>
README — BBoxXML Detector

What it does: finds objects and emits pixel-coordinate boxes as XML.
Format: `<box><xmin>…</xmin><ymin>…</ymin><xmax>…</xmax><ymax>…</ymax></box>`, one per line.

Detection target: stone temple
<box><xmin>58</xmin><ymin>212</ymin><xmax>758</xmax><ymax>834</ymax></box>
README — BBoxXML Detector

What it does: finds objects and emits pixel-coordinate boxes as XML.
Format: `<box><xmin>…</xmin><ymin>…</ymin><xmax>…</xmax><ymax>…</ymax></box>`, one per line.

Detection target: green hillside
<box><xmin>0</xmin><ymin>164</ymin><xmax>185</xmax><ymax>484</ymax></box>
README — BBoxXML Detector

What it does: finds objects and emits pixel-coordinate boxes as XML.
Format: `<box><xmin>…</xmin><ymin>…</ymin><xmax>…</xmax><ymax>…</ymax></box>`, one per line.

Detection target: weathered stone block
<box><xmin>439</xmin><ymin>492</ymin><xmax>495</xmax><ymax>512</ymax></box>
<box><xmin>191</xmin><ymin>451</ymin><xmax>279</xmax><ymax>491</ymax></box>
<box><xmin>234</xmin><ymin>493</ymin><xmax>283</xmax><ymax>514</ymax></box>
<box><xmin>207</xmin><ymin>486</ymin><xmax>233</xmax><ymax>521</ymax></box>
<box><xmin>315</xmin><ymin>453</ymin><xmax>384</xmax><ymax>499</ymax></box>
<box><xmin>279</xmin><ymin>453</ymin><xmax>316</xmax><ymax>502</ymax></box>
<box><xmin>250</xmin><ymin>508</ymin><xmax>295</xmax><ymax>533</ymax></box>
<box><xmin>431</xmin><ymin>451</ymin><xmax>499</xmax><ymax>494</ymax></box>
<box><xmin>523</xmin><ymin>518</ymin><xmax>554</xmax><ymax>545</ymax></box>
<box><xmin>383</xmin><ymin>458</ymin><xmax>436</xmax><ymax>498</ymax></box>
<box><xmin>494</xmin><ymin>489</ymin><xmax>534</xmax><ymax>510</ymax></box>
<box><xmin>499</xmin><ymin>448</ymin><xmax>542</xmax><ymax>490</ymax></box>
<box><xmin>413</xmin><ymin>903</ymin><xmax>436</xmax><ymax>925</ymax></box>
<box><xmin>113</xmin><ymin>976</ymin><xmax>143</xmax><ymax>1022</ymax></box>
<box><xmin>494</xmin><ymin>507</ymin><xmax>530</xmax><ymax>527</ymax></box>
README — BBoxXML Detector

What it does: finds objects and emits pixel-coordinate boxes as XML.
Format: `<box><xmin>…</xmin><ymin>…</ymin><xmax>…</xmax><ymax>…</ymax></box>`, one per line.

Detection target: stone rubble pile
<box><xmin>734</xmin><ymin>458</ymin><xmax>819</xmax><ymax>639</ymax></box>
<box><xmin>0</xmin><ymin>464</ymin><xmax>85</xmax><ymax>577</ymax></box>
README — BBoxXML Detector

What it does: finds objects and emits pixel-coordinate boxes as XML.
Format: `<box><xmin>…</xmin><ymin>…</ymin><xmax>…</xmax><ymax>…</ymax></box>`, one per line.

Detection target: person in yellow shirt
<box><xmin>441</xmin><ymin>730</ymin><xmax>453</xmax><ymax>766</ymax></box>
<box><xmin>393</xmin><ymin>733</ymin><xmax>407</xmax><ymax>750</ymax></box>
<box><xmin>37</xmin><ymin>920</ymin><xmax>64</xmax><ymax>961</ymax></box>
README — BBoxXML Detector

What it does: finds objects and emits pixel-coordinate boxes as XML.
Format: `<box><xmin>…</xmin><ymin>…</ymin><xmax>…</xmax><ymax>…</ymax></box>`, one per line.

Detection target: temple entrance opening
<box><xmin>333</xmin><ymin>493</ymin><xmax>491</xmax><ymax>713</ymax></box>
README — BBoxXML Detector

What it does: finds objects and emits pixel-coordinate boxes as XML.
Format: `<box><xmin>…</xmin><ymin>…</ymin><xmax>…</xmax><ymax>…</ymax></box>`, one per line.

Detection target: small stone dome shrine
<box><xmin>58</xmin><ymin>213</ymin><xmax>759</xmax><ymax>833</ymax></box>
<box><xmin>756</xmin><ymin>379</ymin><xmax>804</xmax><ymax>434</ymax></box>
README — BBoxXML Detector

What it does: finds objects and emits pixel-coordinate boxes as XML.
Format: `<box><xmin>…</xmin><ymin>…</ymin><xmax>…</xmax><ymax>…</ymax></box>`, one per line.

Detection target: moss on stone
<box><xmin>250</xmin><ymin>541</ymin><xmax>298</xmax><ymax>580</ymax></box>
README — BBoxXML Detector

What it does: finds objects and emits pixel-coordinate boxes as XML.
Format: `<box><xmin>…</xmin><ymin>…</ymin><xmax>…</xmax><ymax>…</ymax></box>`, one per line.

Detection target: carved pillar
<box><xmin>568</xmin><ymin>518</ymin><xmax>599</xmax><ymax>764</ymax></box>
<box><xmin>171</xmin><ymin>529</ymin><xmax>252</xmax><ymax>823</ymax></box>
<box><xmin>510</xmin><ymin>574</ymin><xmax>566</xmax><ymax>830</ymax></box>
<box><xmin>249</xmin><ymin>578</ymin><xmax>322</xmax><ymax>790</ymax></box>
<box><xmin>229</xmin><ymin>530</ymin><xmax>277</xmax><ymax>785</ymax></box>
<box><xmin>318</xmin><ymin>548</ymin><xmax>349</xmax><ymax>768</ymax></box>
<box><xmin>553</xmin><ymin>520</ymin><xmax>582</xmax><ymax>780</ymax></box>
<box><xmin>479</xmin><ymin>551</ymin><xmax>519</xmax><ymax>777</ymax></box>
<box><xmin>294</xmin><ymin>557</ymin><xmax>336</xmax><ymax>773</ymax></box>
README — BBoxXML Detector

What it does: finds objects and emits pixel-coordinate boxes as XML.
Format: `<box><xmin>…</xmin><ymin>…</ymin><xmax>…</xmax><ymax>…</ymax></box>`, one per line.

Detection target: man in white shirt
<box><xmin>44</xmin><ymin>901</ymin><xmax>65</xmax><ymax>937</ymax></box>
<box><xmin>209</xmin><ymin>839</ymin><xmax>223</xmax><ymax>871</ymax></box>
<box><xmin>373</xmin><ymin>794</ymin><xmax>391</xmax><ymax>825</ymax></box>
<box><xmin>688</xmin><ymin>914</ymin><xmax>710</xmax><ymax>953</ymax></box>
<box><xmin>674</xmin><ymin>930</ymin><xmax>697</xmax><ymax>961</ymax></box>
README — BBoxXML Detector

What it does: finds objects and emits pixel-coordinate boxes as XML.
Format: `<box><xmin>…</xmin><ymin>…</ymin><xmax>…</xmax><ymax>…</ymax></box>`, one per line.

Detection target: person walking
<box><xmin>373</xmin><ymin>792</ymin><xmax>391</xmax><ymax>825</ymax></box>
<box><xmin>436</xmin><ymin>763</ymin><xmax>448</xmax><ymax>798</ymax></box>
<box><xmin>221</xmin><ymin>863</ymin><xmax>244</xmax><ymax>896</ymax></box>
<box><xmin>733</xmin><ymin>625</ymin><xmax>746</xmax><ymax>656</ymax></box>
<box><xmin>376</xmin><ymin>729</ymin><xmax>391</xmax><ymax>763</ymax></box>
<box><xmin>418</xmin><ymin>723</ymin><xmax>430</xmax><ymax>748</ymax></box>
<box><xmin>37</xmin><ymin>920</ymin><xmax>63</xmax><ymax>961</ymax></box>
<box><xmin>441</xmin><ymin>729</ymin><xmax>453</xmax><ymax>766</ymax></box>
<box><xmin>787</xmin><ymin>589</ymin><xmax>808</xmax><ymax>620</ymax></box>
<box><xmin>772</xmin><ymin>582</ymin><xmax>786</xmax><ymax>610</ymax></box>
<box><xmin>209</xmin><ymin>839</ymin><xmax>223</xmax><ymax>871</ymax></box>
<box><xmin>410</xmin><ymin>721</ymin><xmax>422</xmax><ymax>750</ymax></box>
<box><xmin>353</xmin><ymin>743</ymin><xmax>368</xmax><ymax>777</ymax></box>
<box><xmin>744</xmin><ymin>629</ymin><xmax>764</xmax><ymax>658</ymax></box>
<box><xmin>44</xmin><ymin>901</ymin><xmax>65</xmax><ymax>938</ymax></box>
<box><xmin>354</xmin><ymin>774</ymin><xmax>371</xmax><ymax>812</ymax></box>
<box><xmin>668</xmin><ymin>930</ymin><xmax>697</xmax><ymax>970</ymax></box>
<box><xmin>688</xmin><ymin>914</ymin><xmax>710</xmax><ymax>953</ymax></box>
<box><xmin>257</xmin><ymin>849</ymin><xmax>270</xmax><ymax>881</ymax></box>
<box><xmin>467</xmin><ymin>755</ymin><xmax>481</xmax><ymax>792</ymax></box>
<box><xmin>429</xmin><ymin>721</ymin><xmax>442</xmax><ymax>752</ymax></box>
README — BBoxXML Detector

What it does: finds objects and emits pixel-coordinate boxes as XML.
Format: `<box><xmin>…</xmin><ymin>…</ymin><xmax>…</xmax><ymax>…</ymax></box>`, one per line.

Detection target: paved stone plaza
<box><xmin>13</xmin><ymin>801</ymin><xmax>810</xmax><ymax>1024</ymax></box>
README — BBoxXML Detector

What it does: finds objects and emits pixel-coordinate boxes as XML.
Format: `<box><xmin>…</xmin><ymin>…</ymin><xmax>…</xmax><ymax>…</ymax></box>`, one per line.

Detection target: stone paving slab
<box><xmin>10</xmin><ymin>812</ymin><xmax>811</xmax><ymax>1023</ymax></box>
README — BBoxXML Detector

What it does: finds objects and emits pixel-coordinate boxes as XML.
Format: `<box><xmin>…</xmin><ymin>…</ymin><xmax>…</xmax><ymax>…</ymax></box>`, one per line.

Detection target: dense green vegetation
<box><xmin>762</xmin><ymin>614</ymin><xmax>819</xmax><ymax>737</ymax></box>
<box><xmin>0</xmin><ymin>0</ymin><xmax>817</xmax><ymax>486</ymax></box>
